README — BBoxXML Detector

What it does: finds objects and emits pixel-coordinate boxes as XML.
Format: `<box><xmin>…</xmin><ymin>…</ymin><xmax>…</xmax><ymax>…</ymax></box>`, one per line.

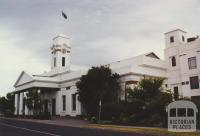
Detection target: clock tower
<box><xmin>51</xmin><ymin>34</ymin><xmax>71</xmax><ymax>72</ymax></box>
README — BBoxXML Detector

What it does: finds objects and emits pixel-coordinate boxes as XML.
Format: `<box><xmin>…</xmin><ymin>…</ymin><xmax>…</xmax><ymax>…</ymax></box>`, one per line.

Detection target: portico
<box><xmin>14</xmin><ymin>85</ymin><xmax>60</xmax><ymax>116</ymax></box>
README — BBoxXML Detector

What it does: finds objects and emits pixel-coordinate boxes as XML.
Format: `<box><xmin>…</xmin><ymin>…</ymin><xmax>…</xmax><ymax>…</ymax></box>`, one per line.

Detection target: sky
<box><xmin>0</xmin><ymin>0</ymin><xmax>200</xmax><ymax>96</ymax></box>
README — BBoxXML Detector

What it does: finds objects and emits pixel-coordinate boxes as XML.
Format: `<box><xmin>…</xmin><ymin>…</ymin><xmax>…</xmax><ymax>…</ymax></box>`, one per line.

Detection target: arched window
<box><xmin>172</xmin><ymin>56</ymin><xmax>176</xmax><ymax>67</ymax></box>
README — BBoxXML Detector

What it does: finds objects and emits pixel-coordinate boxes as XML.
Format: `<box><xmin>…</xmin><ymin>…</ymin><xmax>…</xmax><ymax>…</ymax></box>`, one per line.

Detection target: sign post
<box><xmin>99</xmin><ymin>100</ymin><xmax>101</xmax><ymax>121</ymax></box>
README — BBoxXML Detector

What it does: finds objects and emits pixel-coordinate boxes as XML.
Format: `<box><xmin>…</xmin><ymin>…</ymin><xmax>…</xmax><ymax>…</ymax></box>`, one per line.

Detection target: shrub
<box><xmin>33</xmin><ymin>112</ymin><xmax>51</xmax><ymax>120</ymax></box>
<box><xmin>91</xmin><ymin>116</ymin><xmax>97</xmax><ymax>123</ymax></box>
<box><xmin>191</xmin><ymin>96</ymin><xmax>200</xmax><ymax>129</ymax></box>
<box><xmin>101</xmin><ymin>100</ymin><xmax>145</xmax><ymax>124</ymax></box>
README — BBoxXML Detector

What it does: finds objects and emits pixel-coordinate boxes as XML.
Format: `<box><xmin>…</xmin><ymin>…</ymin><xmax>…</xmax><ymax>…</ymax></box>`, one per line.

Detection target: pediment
<box><xmin>145</xmin><ymin>52</ymin><xmax>160</xmax><ymax>59</ymax></box>
<box><xmin>14</xmin><ymin>71</ymin><xmax>33</xmax><ymax>87</ymax></box>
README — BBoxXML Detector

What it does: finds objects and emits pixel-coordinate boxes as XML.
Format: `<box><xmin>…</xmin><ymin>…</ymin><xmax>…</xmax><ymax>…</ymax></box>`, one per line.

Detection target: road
<box><xmin>0</xmin><ymin>118</ymin><xmax>156</xmax><ymax>136</ymax></box>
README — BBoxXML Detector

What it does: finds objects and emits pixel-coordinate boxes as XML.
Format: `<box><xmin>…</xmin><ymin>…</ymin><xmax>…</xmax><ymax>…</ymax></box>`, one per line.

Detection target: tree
<box><xmin>24</xmin><ymin>90</ymin><xmax>42</xmax><ymax>115</ymax></box>
<box><xmin>6</xmin><ymin>93</ymin><xmax>15</xmax><ymax>115</ymax></box>
<box><xmin>0</xmin><ymin>96</ymin><xmax>8</xmax><ymax>114</ymax></box>
<box><xmin>128</xmin><ymin>77</ymin><xmax>166</xmax><ymax>102</ymax></box>
<box><xmin>0</xmin><ymin>93</ymin><xmax>15</xmax><ymax>116</ymax></box>
<box><xmin>76</xmin><ymin>66</ymin><xmax>121</xmax><ymax>117</ymax></box>
<box><xmin>191</xmin><ymin>96</ymin><xmax>200</xmax><ymax>129</ymax></box>
<box><xmin>127</xmin><ymin>77</ymin><xmax>172</xmax><ymax>126</ymax></box>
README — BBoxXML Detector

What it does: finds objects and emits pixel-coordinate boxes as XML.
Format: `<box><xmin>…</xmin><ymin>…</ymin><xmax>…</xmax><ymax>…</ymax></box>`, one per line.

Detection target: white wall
<box><xmin>14</xmin><ymin>94</ymin><xmax>18</xmax><ymax>115</ymax></box>
<box><xmin>165</xmin><ymin>29</ymin><xmax>200</xmax><ymax>98</ymax></box>
<box><xmin>19</xmin><ymin>93</ymin><xmax>24</xmax><ymax>115</ymax></box>
<box><xmin>51</xmin><ymin>34</ymin><xmax>71</xmax><ymax>72</ymax></box>
<box><xmin>42</xmin><ymin>90</ymin><xmax>60</xmax><ymax>115</ymax></box>
<box><xmin>59</xmin><ymin>86</ymin><xmax>81</xmax><ymax>117</ymax></box>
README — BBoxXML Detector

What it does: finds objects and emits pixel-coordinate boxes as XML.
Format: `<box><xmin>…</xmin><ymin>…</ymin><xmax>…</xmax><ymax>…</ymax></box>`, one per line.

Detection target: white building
<box><xmin>164</xmin><ymin>29</ymin><xmax>200</xmax><ymax>98</ymax></box>
<box><xmin>13</xmin><ymin>34</ymin><xmax>166</xmax><ymax>116</ymax></box>
<box><xmin>13</xmin><ymin>29</ymin><xmax>200</xmax><ymax>116</ymax></box>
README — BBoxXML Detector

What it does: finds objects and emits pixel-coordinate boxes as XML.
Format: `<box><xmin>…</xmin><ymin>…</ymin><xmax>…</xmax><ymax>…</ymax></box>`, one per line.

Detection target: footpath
<box><xmin>1</xmin><ymin>117</ymin><xmax>200</xmax><ymax>136</ymax></box>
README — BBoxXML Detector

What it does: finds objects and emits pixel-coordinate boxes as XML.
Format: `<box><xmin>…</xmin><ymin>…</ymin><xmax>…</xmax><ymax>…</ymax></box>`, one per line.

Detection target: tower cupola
<box><xmin>51</xmin><ymin>34</ymin><xmax>71</xmax><ymax>72</ymax></box>
<box><xmin>164</xmin><ymin>29</ymin><xmax>187</xmax><ymax>48</ymax></box>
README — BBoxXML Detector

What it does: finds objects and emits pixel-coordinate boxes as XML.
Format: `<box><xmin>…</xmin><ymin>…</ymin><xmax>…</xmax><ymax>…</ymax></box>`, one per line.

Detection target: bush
<box><xmin>101</xmin><ymin>100</ymin><xmax>145</xmax><ymax>124</ymax></box>
<box><xmin>33</xmin><ymin>112</ymin><xmax>51</xmax><ymax>120</ymax></box>
<box><xmin>4</xmin><ymin>109</ymin><xmax>14</xmax><ymax>117</ymax></box>
<box><xmin>100</xmin><ymin>92</ymin><xmax>171</xmax><ymax>127</ymax></box>
<box><xmin>97</xmin><ymin>120</ymin><xmax>112</xmax><ymax>124</ymax></box>
<box><xmin>191</xmin><ymin>96</ymin><xmax>200</xmax><ymax>129</ymax></box>
<box><xmin>91</xmin><ymin>116</ymin><xmax>97</xmax><ymax>123</ymax></box>
<box><xmin>84</xmin><ymin>78</ymin><xmax>173</xmax><ymax>127</ymax></box>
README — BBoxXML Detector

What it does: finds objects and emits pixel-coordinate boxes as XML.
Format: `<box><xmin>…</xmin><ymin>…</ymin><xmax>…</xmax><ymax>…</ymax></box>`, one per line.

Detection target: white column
<box><xmin>14</xmin><ymin>94</ymin><xmax>18</xmax><ymax>115</ymax></box>
<box><xmin>19</xmin><ymin>92</ymin><xmax>24</xmax><ymax>115</ymax></box>
<box><xmin>57</xmin><ymin>90</ymin><xmax>61</xmax><ymax>116</ymax></box>
<box><xmin>66</xmin><ymin>93</ymin><xmax>71</xmax><ymax>115</ymax></box>
<box><xmin>24</xmin><ymin>105</ymin><xmax>28</xmax><ymax>115</ymax></box>
<box><xmin>77</xmin><ymin>95</ymin><xmax>81</xmax><ymax>115</ymax></box>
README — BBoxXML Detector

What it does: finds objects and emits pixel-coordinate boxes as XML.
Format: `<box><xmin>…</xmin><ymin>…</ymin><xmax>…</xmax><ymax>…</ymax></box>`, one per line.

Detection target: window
<box><xmin>182</xmin><ymin>36</ymin><xmax>185</xmax><ymax>42</ymax></box>
<box><xmin>66</xmin><ymin>86</ymin><xmax>71</xmax><ymax>90</ymax></box>
<box><xmin>187</xmin><ymin>108</ymin><xmax>194</xmax><ymax>117</ymax></box>
<box><xmin>190</xmin><ymin>76</ymin><xmax>199</xmax><ymax>89</ymax></box>
<box><xmin>178</xmin><ymin>108</ymin><xmax>186</xmax><ymax>117</ymax></box>
<box><xmin>170</xmin><ymin>36</ymin><xmax>174</xmax><ymax>43</ymax></box>
<box><xmin>170</xmin><ymin>108</ymin><xmax>176</xmax><ymax>117</ymax></box>
<box><xmin>72</xmin><ymin>94</ymin><xmax>76</xmax><ymax>111</ymax></box>
<box><xmin>62</xmin><ymin>57</ymin><xmax>65</xmax><ymax>67</ymax></box>
<box><xmin>174</xmin><ymin>87</ymin><xmax>179</xmax><ymax>100</ymax></box>
<box><xmin>188</xmin><ymin>57</ymin><xmax>197</xmax><ymax>69</ymax></box>
<box><xmin>171</xmin><ymin>56</ymin><xmax>176</xmax><ymax>67</ymax></box>
<box><xmin>62</xmin><ymin>95</ymin><xmax>66</xmax><ymax>111</ymax></box>
<box><xmin>54</xmin><ymin>57</ymin><xmax>56</xmax><ymax>67</ymax></box>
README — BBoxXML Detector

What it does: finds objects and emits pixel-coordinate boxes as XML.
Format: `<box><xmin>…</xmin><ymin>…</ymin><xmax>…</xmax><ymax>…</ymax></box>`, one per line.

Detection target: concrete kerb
<box><xmin>0</xmin><ymin>117</ymin><xmax>89</xmax><ymax>128</ymax></box>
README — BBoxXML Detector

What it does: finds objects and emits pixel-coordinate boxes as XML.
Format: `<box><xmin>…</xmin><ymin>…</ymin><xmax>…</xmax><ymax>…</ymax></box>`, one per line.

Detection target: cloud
<box><xmin>0</xmin><ymin>25</ymin><xmax>49</xmax><ymax>96</ymax></box>
<box><xmin>0</xmin><ymin>0</ymin><xmax>200</xmax><ymax>96</ymax></box>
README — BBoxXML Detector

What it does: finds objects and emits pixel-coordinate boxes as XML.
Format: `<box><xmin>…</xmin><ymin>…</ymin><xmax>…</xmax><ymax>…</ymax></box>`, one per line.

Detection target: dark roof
<box><xmin>145</xmin><ymin>52</ymin><xmax>160</xmax><ymax>59</ymax></box>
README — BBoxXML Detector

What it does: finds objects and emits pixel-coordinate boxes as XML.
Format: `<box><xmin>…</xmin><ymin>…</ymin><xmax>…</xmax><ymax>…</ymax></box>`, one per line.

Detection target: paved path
<box><xmin>0</xmin><ymin>118</ymin><xmax>157</xmax><ymax>136</ymax></box>
<box><xmin>1</xmin><ymin>117</ymin><xmax>89</xmax><ymax>127</ymax></box>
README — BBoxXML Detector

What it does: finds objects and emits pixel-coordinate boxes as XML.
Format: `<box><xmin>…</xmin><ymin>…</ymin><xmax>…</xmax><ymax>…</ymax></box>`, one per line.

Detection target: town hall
<box><xmin>13</xmin><ymin>29</ymin><xmax>200</xmax><ymax>116</ymax></box>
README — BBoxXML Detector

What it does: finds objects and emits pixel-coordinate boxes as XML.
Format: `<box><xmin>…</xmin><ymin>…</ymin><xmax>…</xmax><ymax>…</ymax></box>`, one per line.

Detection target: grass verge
<box><xmin>85</xmin><ymin>124</ymin><xmax>200</xmax><ymax>136</ymax></box>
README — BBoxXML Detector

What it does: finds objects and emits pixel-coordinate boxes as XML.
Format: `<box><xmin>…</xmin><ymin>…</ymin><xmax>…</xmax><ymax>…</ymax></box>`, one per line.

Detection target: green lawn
<box><xmin>86</xmin><ymin>124</ymin><xmax>200</xmax><ymax>136</ymax></box>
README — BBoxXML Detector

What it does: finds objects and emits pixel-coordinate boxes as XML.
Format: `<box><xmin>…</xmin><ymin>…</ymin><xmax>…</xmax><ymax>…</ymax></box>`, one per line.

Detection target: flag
<box><xmin>62</xmin><ymin>11</ymin><xmax>67</xmax><ymax>19</ymax></box>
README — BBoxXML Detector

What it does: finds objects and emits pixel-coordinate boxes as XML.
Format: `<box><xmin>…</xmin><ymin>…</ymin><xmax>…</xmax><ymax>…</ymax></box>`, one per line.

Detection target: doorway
<box><xmin>44</xmin><ymin>100</ymin><xmax>48</xmax><ymax>113</ymax></box>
